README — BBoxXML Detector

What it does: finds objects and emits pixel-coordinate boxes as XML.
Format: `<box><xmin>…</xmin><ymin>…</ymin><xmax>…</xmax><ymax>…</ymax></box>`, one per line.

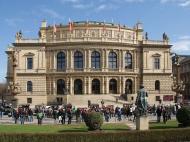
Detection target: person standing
<box><xmin>37</xmin><ymin>111</ymin><xmax>44</xmax><ymax>125</ymax></box>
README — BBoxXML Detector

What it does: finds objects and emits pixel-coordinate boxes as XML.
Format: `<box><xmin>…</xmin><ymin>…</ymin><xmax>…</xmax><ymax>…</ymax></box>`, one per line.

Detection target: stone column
<box><xmin>53</xmin><ymin>77</ymin><xmax>56</xmax><ymax>95</ymax></box>
<box><xmin>118</xmin><ymin>77</ymin><xmax>122</xmax><ymax>94</ymax></box>
<box><xmin>53</xmin><ymin>51</ymin><xmax>56</xmax><ymax>70</ymax></box>
<box><xmin>119</xmin><ymin>50</ymin><xmax>122</xmax><ymax>72</ymax></box>
<box><xmin>134</xmin><ymin>50</ymin><xmax>137</xmax><ymax>71</ymax></box>
<box><xmin>105</xmin><ymin>50</ymin><xmax>108</xmax><ymax>71</ymax></box>
<box><xmin>66</xmin><ymin>50</ymin><xmax>69</xmax><ymax>70</ymax></box>
<box><xmin>105</xmin><ymin>77</ymin><xmax>109</xmax><ymax>94</ymax></box>
<box><xmin>102</xmin><ymin>77</ymin><xmax>105</xmax><ymax>94</ymax></box>
<box><xmin>84</xmin><ymin>77</ymin><xmax>87</xmax><ymax>94</ymax></box>
<box><xmin>88</xmin><ymin>77</ymin><xmax>91</xmax><ymax>94</ymax></box>
<box><xmin>70</xmin><ymin>77</ymin><xmax>73</xmax><ymax>95</ymax></box>
<box><xmin>101</xmin><ymin>49</ymin><xmax>104</xmax><ymax>71</ymax></box>
<box><xmin>84</xmin><ymin>50</ymin><xmax>87</xmax><ymax>71</ymax></box>
<box><xmin>70</xmin><ymin>50</ymin><xmax>73</xmax><ymax>70</ymax></box>
<box><xmin>122</xmin><ymin>77</ymin><xmax>125</xmax><ymax>94</ymax></box>
<box><xmin>88</xmin><ymin>50</ymin><xmax>91</xmax><ymax>70</ymax></box>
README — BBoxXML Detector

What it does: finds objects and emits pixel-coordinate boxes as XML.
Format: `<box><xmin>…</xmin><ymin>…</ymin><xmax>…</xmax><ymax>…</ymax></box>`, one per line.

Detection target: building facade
<box><xmin>6</xmin><ymin>21</ymin><xmax>174</xmax><ymax>107</ymax></box>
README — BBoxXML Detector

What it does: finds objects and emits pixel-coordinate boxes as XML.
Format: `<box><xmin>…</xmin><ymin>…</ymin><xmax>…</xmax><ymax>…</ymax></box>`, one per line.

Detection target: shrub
<box><xmin>176</xmin><ymin>107</ymin><xmax>190</xmax><ymax>127</ymax></box>
<box><xmin>84</xmin><ymin>111</ymin><xmax>103</xmax><ymax>131</ymax></box>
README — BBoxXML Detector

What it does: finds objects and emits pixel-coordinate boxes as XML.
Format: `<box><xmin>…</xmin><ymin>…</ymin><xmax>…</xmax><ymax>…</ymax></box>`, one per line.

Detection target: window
<box><xmin>125</xmin><ymin>53</ymin><xmax>132</xmax><ymax>69</ymax></box>
<box><xmin>27</xmin><ymin>57</ymin><xmax>33</xmax><ymax>69</ymax></box>
<box><xmin>156</xmin><ymin>96</ymin><xmax>160</xmax><ymax>101</ymax></box>
<box><xmin>57</xmin><ymin>79</ymin><xmax>65</xmax><ymax>95</ymax></box>
<box><xmin>74</xmin><ymin>79</ymin><xmax>83</xmax><ymax>94</ymax></box>
<box><xmin>91</xmin><ymin>51</ymin><xmax>100</xmax><ymax>69</ymax></box>
<box><xmin>163</xmin><ymin>95</ymin><xmax>174</xmax><ymax>101</ymax></box>
<box><xmin>125</xmin><ymin>79</ymin><xmax>133</xmax><ymax>94</ymax></box>
<box><xmin>154</xmin><ymin>57</ymin><xmax>160</xmax><ymax>69</ymax></box>
<box><xmin>57</xmin><ymin>52</ymin><xmax>65</xmax><ymax>71</ymax></box>
<box><xmin>74</xmin><ymin>51</ymin><xmax>83</xmax><ymax>69</ymax></box>
<box><xmin>109</xmin><ymin>52</ymin><xmax>117</xmax><ymax>69</ymax></box>
<box><xmin>56</xmin><ymin>97</ymin><xmax>63</xmax><ymax>105</ymax></box>
<box><xmin>109</xmin><ymin>79</ymin><xmax>117</xmax><ymax>94</ymax></box>
<box><xmin>27</xmin><ymin>81</ymin><xmax>33</xmax><ymax>92</ymax></box>
<box><xmin>27</xmin><ymin>98</ymin><xmax>32</xmax><ymax>104</ymax></box>
<box><xmin>92</xmin><ymin>79</ymin><xmax>100</xmax><ymax>94</ymax></box>
<box><xmin>155</xmin><ymin>80</ymin><xmax>160</xmax><ymax>91</ymax></box>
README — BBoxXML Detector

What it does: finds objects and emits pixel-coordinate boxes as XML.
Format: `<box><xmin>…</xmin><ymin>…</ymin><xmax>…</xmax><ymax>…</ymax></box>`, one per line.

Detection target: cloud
<box><xmin>41</xmin><ymin>8</ymin><xmax>64</xmax><ymax>20</ymax></box>
<box><xmin>60</xmin><ymin>0</ymin><xmax>144</xmax><ymax>12</ymax></box>
<box><xmin>172</xmin><ymin>35</ymin><xmax>190</xmax><ymax>54</ymax></box>
<box><xmin>160</xmin><ymin>0</ymin><xmax>190</xmax><ymax>7</ymax></box>
<box><xmin>5</xmin><ymin>18</ymin><xmax>24</xmax><ymax>27</ymax></box>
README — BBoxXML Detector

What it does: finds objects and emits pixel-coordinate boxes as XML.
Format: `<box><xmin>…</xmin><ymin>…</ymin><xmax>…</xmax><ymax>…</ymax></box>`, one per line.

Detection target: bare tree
<box><xmin>0</xmin><ymin>83</ymin><xmax>7</xmax><ymax>106</ymax></box>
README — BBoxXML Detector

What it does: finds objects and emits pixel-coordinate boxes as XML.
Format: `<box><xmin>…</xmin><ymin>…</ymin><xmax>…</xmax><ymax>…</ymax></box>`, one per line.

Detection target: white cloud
<box><xmin>160</xmin><ymin>0</ymin><xmax>190</xmax><ymax>7</ymax></box>
<box><xmin>60</xmin><ymin>0</ymin><xmax>80</xmax><ymax>3</ymax></box>
<box><xmin>41</xmin><ymin>8</ymin><xmax>64</xmax><ymax>20</ymax></box>
<box><xmin>5</xmin><ymin>18</ymin><xmax>23</xmax><ymax>27</ymax></box>
<box><xmin>172</xmin><ymin>36</ymin><xmax>190</xmax><ymax>54</ymax></box>
<box><xmin>72</xmin><ymin>3</ymin><xmax>93</xmax><ymax>9</ymax></box>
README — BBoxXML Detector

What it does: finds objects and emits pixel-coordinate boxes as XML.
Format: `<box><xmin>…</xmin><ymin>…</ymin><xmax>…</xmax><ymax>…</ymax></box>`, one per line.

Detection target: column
<box><xmin>121</xmin><ymin>50</ymin><xmax>124</xmax><ymax>71</ymax></box>
<box><xmin>53</xmin><ymin>51</ymin><xmax>56</xmax><ymax>70</ymax></box>
<box><xmin>118</xmin><ymin>77</ymin><xmax>122</xmax><ymax>94</ymax></box>
<box><xmin>102</xmin><ymin>77</ymin><xmax>105</xmax><ymax>94</ymax></box>
<box><xmin>105</xmin><ymin>77</ymin><xmax>109</xmax><ymax>94</ymax></box>
<box><xmin>101</xmin><ymin>49</ymin><xmax>104</xmax><ymax>71</ymax></box>
<box><xmin>84</xmin><ymin>77</ymin><xmax>87</xmax><ymax>94</ymax></box>
<box><xmin>88</xmin><ymin>77</ymin><xmax>91</xmax><ymax>94</ymax></box>
<box><xmin>66</xmin><ymin>50</ymin><xmax>70</xmax><ymax>70</ymax></box>
<box><xmin>70</xmin><ymin>77</ymin><xmax>73</xmax><ymax>95</ymax></box>
<box><xmin>134</xmin><ymin>50</ymin><xmax>137</xmax><ymax>71</ymax></box>
<box><xmin>53</xmin><ymin>77</ymin><xmax>56</xmax><ymax>95</ymax></box>
<box><xmin>84</xmin><ymin>50</ymin><xmax>87</xmax><ymax>71</ymax></box>
<box><xmin>119</xmin><ymin>50</ymin><xmax>122</xmax><ymax>72</ymax></box>
<box><xmin>122</xmin><ymin>77</ymin><xmax>125</xmax><ymax>94</ymax></box>
<box><xmin>70</xmin><ymin>50</ymin><xmax>73</xmax><ymax>70</ymax></box>
<box><xmin>105</xmin><ymin>50</ymin><xmax>108</xmax><ymax>71</ymax></box>
<box><xmin>88</xmin><ymin>50</ymin><xmax>91</xmax><ymax>70</ymax></box>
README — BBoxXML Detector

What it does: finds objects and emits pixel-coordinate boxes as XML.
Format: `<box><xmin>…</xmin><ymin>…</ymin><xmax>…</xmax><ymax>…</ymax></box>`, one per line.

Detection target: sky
<box><xmin>0</xmin><ymin>0</ymin><xmax>190</xmax><ymax>82</ymax></box>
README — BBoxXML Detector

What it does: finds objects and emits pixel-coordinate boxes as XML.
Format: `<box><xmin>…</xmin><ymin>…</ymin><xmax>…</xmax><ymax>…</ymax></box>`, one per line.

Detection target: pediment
<box><xmin>152</xmin><ymin>53</ymin><xmax>161</xmax><ymax>57</ymax></box>
<box><xmin>23</xmin><ymin>52</ymin><xmax>35</xmax><ymax>56</ymax></box>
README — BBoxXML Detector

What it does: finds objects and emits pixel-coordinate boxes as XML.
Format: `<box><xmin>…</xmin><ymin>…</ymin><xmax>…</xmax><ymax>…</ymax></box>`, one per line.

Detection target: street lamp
<box><xmin>171</xmin><ymin>54</ymin><xmax>185</xmax><ymax>104</ymax></box>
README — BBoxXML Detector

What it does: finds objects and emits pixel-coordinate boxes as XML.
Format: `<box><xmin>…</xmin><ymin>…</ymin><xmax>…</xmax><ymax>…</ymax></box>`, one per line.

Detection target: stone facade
<box><xmin>6</xmin><ymin>21</ymin><xmax>175</xmax><ymax>107</ymax></box>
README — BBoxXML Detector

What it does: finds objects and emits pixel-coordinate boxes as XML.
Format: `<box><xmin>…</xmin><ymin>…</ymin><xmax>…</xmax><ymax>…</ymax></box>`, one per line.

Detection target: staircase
<box><xmin>66</xmin><ymin>94</ymin><xmax>130</xmax><ymax>108</ymax></box>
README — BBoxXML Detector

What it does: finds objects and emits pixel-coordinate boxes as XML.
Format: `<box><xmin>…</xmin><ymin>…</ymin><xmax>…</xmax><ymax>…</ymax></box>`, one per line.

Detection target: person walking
<box><xmin>37</xmin><ymin>111</ymin><xmax>44</xmax><ymax>125</ymax></box>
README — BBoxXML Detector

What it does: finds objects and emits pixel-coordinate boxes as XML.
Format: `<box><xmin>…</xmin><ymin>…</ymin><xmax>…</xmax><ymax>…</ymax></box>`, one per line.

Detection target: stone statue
<box><xmin>163</xmin><ymin>32</ymin><xmax>169</xmax><ymax>41</ymax></box>
<box><xmin>135</xmin><ymin>85</ymin><xmax>148</xmax><ymax>116</ymax></box>
<box><xmin>145</xmin><ymin>32</ymin><xmax>148</xmax><ymax>40</ymax></box>
<box><xmin>16</xmin><ymin>30</ymin><xmax>23</xmax><ymax>40</ymax></box>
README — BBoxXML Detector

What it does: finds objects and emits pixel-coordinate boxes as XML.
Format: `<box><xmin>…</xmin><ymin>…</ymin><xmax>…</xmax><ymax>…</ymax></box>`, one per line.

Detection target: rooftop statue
<box><xmin>135</xmin><ymin>85</ymin><xmax>148</xmax><ymax>116</ymax></box>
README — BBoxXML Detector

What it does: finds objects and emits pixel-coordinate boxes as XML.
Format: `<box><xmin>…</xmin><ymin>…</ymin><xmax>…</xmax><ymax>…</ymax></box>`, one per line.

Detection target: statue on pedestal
<box><xmin>135</xmin><ymin>85</ymin><xmax>148</xmax><ymax>116</ymax></box>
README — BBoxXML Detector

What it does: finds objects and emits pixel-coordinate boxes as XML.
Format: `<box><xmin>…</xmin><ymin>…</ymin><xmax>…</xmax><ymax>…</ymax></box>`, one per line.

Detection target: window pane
<box><xmin>27</xmin><ymin>58</ymin><xmax>33</xmax><ymax>69</ymax></box>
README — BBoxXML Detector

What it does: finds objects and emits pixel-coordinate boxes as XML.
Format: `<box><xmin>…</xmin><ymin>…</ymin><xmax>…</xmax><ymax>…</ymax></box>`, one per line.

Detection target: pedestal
<box><xmin>136</xmin><ymin>116</ymin><xmax>149</xmax><ymax>130</ymax></box>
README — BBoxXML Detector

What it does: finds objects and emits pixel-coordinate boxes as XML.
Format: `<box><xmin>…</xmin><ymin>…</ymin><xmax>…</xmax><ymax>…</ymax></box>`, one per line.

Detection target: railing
<box><xmin>143</xmin><ymin>40</ymin><xmax>169</xmax><ymax>45</ymax></box>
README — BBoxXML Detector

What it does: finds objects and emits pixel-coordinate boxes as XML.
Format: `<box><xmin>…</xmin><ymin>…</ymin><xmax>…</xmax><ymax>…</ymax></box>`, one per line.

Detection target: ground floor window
<box><xmin>125</xmin><ymin>79</ymin><xmax>133</xmax><ymax>94</ymax></box>
<box><xmin>92</xmin><ymin>79</ymin><xmax>100</xmax><ymax>94</ymax></box>
<box><xmin>163</xmin><ymin>95</ymin><xmax>174</xmax><ymax>101</ymax></box>
<box><xmin>74</xmin><ymin>79</ymin><xmax>83</xmax><ymax>94</ymax></box>
<box><xmin>27</xmin><ymin>98</ymin><xmax>32</xmax><ymax>104</ymax></box>
<box><xmin>57</xmin><ymin>79</ymin><xmax>65</xmax><ymax>95</ymax></box>
<box><xmin>109</xmin><ymin>79</ymin><xmax>117</xmax><ymax>94</ymax></box>
<box><xmin>156</xmin><ymin>96</ymin><xmax>160</xmax><ymax>101</ymax></box>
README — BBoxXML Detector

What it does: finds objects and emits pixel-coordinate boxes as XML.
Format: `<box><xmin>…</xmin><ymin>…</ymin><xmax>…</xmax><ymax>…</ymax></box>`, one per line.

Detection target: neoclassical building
<box><xmin>6</xmin><ymin>21</ymin><xmax>175</xmax><ymax>107</ymax></box>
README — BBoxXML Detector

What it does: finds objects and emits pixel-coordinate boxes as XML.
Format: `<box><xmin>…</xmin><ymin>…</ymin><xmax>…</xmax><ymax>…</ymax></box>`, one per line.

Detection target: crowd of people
<box><xmin>0</xmin><ymin>102</ymin><xmax>182</xmax><ymax>125</ymax></box>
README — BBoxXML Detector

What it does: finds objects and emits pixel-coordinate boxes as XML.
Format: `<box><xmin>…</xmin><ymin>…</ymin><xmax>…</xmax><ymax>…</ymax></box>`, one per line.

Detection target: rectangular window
<box><xmin>27</xmin><ymin>98</ymin><xmax>32</xmax><ymax>104</ymax></box>
<box><xmin>27</xmin><ymin>57</ymin><xmax>33</xmax><ymax>69</ymax></box>
<box><xmin>154</xmin><ymin>58</ymin><xmax>160</xmax><ymax>69</ymax></box>
<box><xmin>156</xmin><ymin>96</ymin><xmax>160</xmax><ymax>101</ymax></box>
<box><xmin>163</xmin><ymin>95</ymin><xmax>174</xmax><ymax>101</ymax></box>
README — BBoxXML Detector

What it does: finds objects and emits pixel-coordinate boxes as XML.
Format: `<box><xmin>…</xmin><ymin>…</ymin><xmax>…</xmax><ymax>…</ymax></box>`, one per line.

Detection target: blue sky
<box><xmin>0</xmin><ymin>0</ymin><xmax>190</xmax><ymax>82</ymax></box>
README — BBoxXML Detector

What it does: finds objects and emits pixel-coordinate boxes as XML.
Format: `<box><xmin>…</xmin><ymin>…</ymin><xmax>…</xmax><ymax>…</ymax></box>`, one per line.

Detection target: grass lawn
<box><xmin>0</xmin><ymin>123</ymin><xmax>129</xmax><ymax>133</ymax></box>
<box><xmin>149</xmin><ymin>120</ymin><xmax>179</xmax><ymax>129</ymax></box>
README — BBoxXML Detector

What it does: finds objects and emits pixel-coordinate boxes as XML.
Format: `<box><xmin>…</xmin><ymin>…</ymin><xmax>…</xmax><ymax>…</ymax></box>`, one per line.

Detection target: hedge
<box><xmin>0</xmin><ymin>128</ymin><xmax>190</xmax><ymax>142</ymax></box>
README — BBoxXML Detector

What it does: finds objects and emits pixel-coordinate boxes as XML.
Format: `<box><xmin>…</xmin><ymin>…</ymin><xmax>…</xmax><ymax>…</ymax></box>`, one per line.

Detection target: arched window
<box><xmin>74</xmin><ymin>51</ymin><xmax>83</xmax><ymax>69</ymax></box>
<box><xmin>109</xmin><ymin>79</ymin><xmax>117</xmax><ymax>94</ymax></box>
<box><xmin>57</xmin><ymin>79</ymin><xmax>65</xmax><ymax>95</ymax></box>
<box><xmin>74</xmin><ymin>79</ymin><xmax>83</xmax><ymax>94</ymax></box>
<box><xmin>125</xmin><ymin>79</ymin><xmax>133</xmax><ymax>94</ymax></box>
<box><xmin>125</xmin><ymin>53</ymin><xmax>132</xmax><ymax>69</ymax></box>
<box><xmin>92</xmin><ymin>79</ymin><xmax>100</xmax><ymax>94</ymax></box>
<box><xmin>27</xmin><ymin>81</ymin><xmax>33</xmax><ymax>92</ymax></box>
<box><xmin>155</xmin><ymin>80</ymin><xmax>160</xmax><ymax>91</ymax></box>
<box><xmin>109</xmin><ymin>52</ymin><xmax>117</xmax><ymax>69</ymax></box>
<box><xmin>57</xmin><ymin>52</ymin><xmax>66</xmax><ymax>71</ymax></box>
<box><xmin>91</xmin><ymin>51</ymin><xmax>100</xmax><ymax>69</ymax></box>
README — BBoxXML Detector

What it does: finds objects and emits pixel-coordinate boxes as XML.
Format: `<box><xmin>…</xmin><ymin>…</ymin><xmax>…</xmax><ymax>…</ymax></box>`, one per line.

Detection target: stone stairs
<box><xmin>66</xmin><ymin>94</ymin><xmax>130</xmax><ymax>108</ymax></box>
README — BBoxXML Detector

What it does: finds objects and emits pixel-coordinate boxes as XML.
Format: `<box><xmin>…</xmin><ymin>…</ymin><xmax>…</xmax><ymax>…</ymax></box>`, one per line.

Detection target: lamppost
<box><xmin>171</xmin><ymin>54</ymin><xmax>185</xmax><ymax>104</ymax></box>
